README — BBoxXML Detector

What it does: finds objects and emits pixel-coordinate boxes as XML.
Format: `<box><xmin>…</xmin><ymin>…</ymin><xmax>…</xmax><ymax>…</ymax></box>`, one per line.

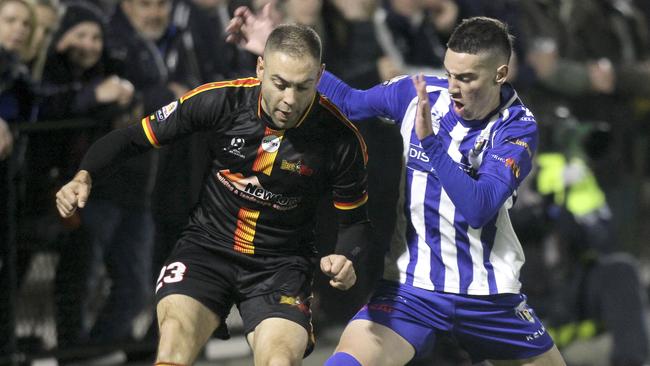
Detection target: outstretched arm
<box><xmin>225</xmin><ymin>3</ymin><xmax>277</xmax><ymax>56</ymax></box>
<box><xmin>55</xmin><ymin>124</ymin><xmax>152</xmax><ymax>218</ymax></box>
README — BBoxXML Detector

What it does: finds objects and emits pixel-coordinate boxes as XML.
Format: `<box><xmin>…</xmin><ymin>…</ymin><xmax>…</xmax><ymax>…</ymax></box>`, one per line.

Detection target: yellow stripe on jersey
<box><xmin>180</xmin><ymin>77</ymin><xmax>260</xmax><ymax>104</ymax></box>
<box><xmin>141</xmin><ymin>116</ymin><xmax>161</xmax><ymax>148</ymax></box>
<box><xmin>252</xmin><ymin>128</ymin><xmax>285</xmax><ymax>176</ymax></box>
<box><xmin>334</xmin><ymin>192</ymin><xmax>369</xmax><ymax>210</ymax></box>
<box><xmin>233</xmin><ymin>207</ymin><xmax>260</xmax><ymax>254</ymax></box>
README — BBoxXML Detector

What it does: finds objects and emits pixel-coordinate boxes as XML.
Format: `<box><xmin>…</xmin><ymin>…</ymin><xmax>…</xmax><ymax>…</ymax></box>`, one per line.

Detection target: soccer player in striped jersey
<box><xmin>55</xmin><ymin>24</ymin><xmax>371</xmax><ymax>366</ymax></box>
<box><xmin>319</xmin><ymin>17</ymin><xmax>566</xmax><ymax>366</ymax></box>
<box><xmin>226</xmin><ymin>13</ymin><xmax>566</xmax><ymax>366</ymax></box>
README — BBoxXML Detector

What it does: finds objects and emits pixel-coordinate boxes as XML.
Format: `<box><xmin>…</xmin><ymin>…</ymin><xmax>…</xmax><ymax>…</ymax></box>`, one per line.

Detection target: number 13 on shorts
<box><xmin>156</xmin><ymin>261</ymin><xmax>187</xmax><ymax>292</ymax></box>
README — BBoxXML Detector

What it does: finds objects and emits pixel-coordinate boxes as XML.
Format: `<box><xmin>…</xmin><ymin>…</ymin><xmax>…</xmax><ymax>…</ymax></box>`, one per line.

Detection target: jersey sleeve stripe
<box><xmin>319</xmin><ymin>96</ymin><xmax>369</xmax><ymax>165</ymax></box>
<box><xmin>334</xmin><ymin>192</ymin><xmax>368</xmax><ymax>210</ymax></box>
<box><xmin>180</xmin><ymin>77</ymin><xmax>260</xmax><ymax>103</ymax></box>
<box><xmin>141</xmin><ymin>116</ymin><xmax>161</xmax><ymax>148</ymax></box>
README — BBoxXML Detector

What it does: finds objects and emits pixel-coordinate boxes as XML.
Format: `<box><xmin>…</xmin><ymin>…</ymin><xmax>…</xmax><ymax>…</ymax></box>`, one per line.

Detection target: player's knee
<box><xmin>159</xmin><ymin>315</ymin><xmax>187</xmax><ymax>338</ymax></box>
<box><xmin>262</xmin><ymin>352</ymin><xmax>297</xmax><ymax>366</ymax></box>
<box><xmin>157</xmin><ymin>317</ymin><xmax>191</xmax><ymax>361</ymax></box>
<box><xmin>324</xmin><ymin>352</ymin><xmax>362</xmax><ymax>366</ymax></box>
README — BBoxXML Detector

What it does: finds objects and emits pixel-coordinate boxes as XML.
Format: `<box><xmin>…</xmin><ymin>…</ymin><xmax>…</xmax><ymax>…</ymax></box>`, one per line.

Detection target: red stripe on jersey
<box><xmin>334</xmin><ymin>192</ymin><xmax>369</xmax><ymax>210</ymax></box>
<box><xmin>141</xmin><ymin>116</ymin><xmax>161</xmax><ymax>148</ymax></box>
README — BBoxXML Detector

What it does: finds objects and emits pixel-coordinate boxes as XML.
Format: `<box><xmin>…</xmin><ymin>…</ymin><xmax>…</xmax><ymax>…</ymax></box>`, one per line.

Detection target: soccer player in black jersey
<box><xmin>55</xmin><ymin>24</ymin><xmax>371</xmax><ymax>366</ymax></box>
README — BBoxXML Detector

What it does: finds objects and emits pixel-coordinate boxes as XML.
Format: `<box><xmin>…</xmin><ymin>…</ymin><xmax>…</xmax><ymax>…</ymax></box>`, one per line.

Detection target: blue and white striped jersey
<box><xmin>319</xmin><ymin>72</ymin><xmax>537</xmax><ymax>295</ymax></box>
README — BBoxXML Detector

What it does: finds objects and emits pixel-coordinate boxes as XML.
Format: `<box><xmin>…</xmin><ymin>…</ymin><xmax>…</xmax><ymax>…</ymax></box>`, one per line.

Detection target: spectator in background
<box><xmin>0</xmin><ymin>0</ymin><xmax>35</xmax><ymax>355</ymax></box>
<box><xmin>36</xmin><ymin>1</ymin><xmax>147</xmax><ymax>347</ymax></box>
<box><xmin>518</xmin><ymin>0</ymin><xmax>650</xmax><ymax>262</ymax></box>
<box><xmin>0</xmin><ymin>0</ymin><xmax>35</xmax><ymax>125</ymax></box>
<box><xmin>171</xmin><ymin>0</ymin><xmax>256</xmax><ymax>83</ymax></box>
<box><xmin>23</xmin><ymin>0</ymin><xmax>59</xmax><ymax>81</ymax></box>
<box><xmin>107</xmin><ymin>0</ymin><xmax>203</xmax><ymax>326</ymax></box>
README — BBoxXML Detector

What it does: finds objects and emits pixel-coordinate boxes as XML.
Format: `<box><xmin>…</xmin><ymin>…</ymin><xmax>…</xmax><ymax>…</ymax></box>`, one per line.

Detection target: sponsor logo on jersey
<box><xmin>261</xmin><ymin>134</ymin><xmax>281</xmax><ymax>152</ymax></box>
<box><xmin>217</xmin><ymin>170</ymin><xmax>301</xmax><ymax>210</ymax></box>
<box><xmin>280</xmin><ymin>159</ymin><xmax>314</xmax><ymax>176</ymax></box>
<box><xmin>155</xmin><ymin>101</ymin><xmax>178</xmax><ymax>121</ymax></box>
<box><xmin>526</xmin><ymin>326</ymin><xmax>547</xmax><ymax>342</ymax></box>
<box><xmin>367</xmin><ymin>303</ymin><xmax>395</xmax><ymax>313</ymax></box>
<box><xmin>508</xmin><ymin>138</ymin><xmax>532</xmax><ymax>157</ymax></box>
<box><xmin>508</xmin><ymin>139</ymin><xmax>533</xmax><ymax>156</ymax></box>
<box><xmin>515</xmin><ymin>301</ymin><xmax>536</xmax><ymax>323</ymax></box>
<box><xmin>505</xmin><ymin>158</ymin><xmax>521</xmax><ymax>178</ymax></box>
<box><xmin>490</xmin><ymin>154</ymin><xmax>521</xmax><ymax>178</ymax></box>
<box><xmin>279</xmin><ymin>296</ymin><xmax>310</xmax><ymax>315</ymax></box>
<box><xmin>224</xmin><ymin>137</ymin><xmax>246</xmax><ymax>158</ymax></box>
<box><xmin>408</xmin><ymin>144</ymin><xmax>430</xmax><ymax>163</ymax></box>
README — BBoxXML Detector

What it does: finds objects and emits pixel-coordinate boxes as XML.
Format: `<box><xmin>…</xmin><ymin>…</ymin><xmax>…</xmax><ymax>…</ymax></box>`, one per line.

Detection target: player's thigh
<box><xmin>157</xmin><ymin>294</ymin><xmax>221</xmax><ymax>362</ymax></box>
<box><xmin>489</xmin><ymin>345</ymin><xmax>566</xmax><ymax>366</ymax></box>
<box><xmin>335</xmin><ymin>319</ymin><xmax>415</xmax><ymax>366</ymax></box>
<box><xmin>247</xmin><ymin>317</ymin><xmax>307</xmax><ymax>365</ymax></box>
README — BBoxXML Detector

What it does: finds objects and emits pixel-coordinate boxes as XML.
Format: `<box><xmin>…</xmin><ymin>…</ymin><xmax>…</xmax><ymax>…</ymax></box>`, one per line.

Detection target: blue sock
<box><xmin>324</xmin><ymin>352</ymin><xmax>362</xmax><ymax>366</ymax></box>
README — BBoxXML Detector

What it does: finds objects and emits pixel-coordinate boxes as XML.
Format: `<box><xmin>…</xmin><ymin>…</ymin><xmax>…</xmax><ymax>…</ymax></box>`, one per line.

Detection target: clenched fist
<box><xmin>320</xmin><ymin>254</ymin><xmax>356</xmax><ymax>290</ymax></box>
<box><xmin>55</xmin><ymin>170</ymin><xmax>92</xmax><ymax>218</ymax></box>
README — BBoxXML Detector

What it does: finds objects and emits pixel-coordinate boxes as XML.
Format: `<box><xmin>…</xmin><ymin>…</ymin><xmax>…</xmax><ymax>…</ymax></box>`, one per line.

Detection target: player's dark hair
<box><xmin>264</xmin><ymin>23</ymin><xmax>322</xmax><ymax>62</ymax></box>
<box><xmin>447</xmin><ymin>17</ymin><xmax>514</xmax><ymax>64</ymax></box>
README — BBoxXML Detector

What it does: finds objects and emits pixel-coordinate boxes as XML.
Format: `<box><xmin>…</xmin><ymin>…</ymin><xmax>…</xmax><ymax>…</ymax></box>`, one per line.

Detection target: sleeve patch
<box><xmin>155</xmin><ymin>101</ymin><xmax>178</xmax><ymax>121</ymax></box>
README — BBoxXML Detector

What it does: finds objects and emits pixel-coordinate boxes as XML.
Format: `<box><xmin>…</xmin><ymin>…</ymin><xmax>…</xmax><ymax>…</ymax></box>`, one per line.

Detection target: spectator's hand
<box><xmin>377</xmin><ymin>56</ymin><xmax>402</xmax><ymax>81</ymax></box>
<box><xmin>168</xmin><ymin>82</ymin><xmax>190</xmax><ymax>100</ymax></box>
<box><xmin>588</xmin><ymin>58</ymin><xmax>615</xmax><ymax>94</ymax></box>
<box><xmin>56</xmin><ymin>170</ymin><xmax>92</xmax><ymax>218</ymax></box>
<box><xmin>320</xmin><ymin>254</ymin><xmax>356</xmax><ymax>290</ymax></box>
<box><xmin>412</xmin><ymin>74</ymin><xmax>433</xmax><ymax>140</ymax></box>
<box><xmin>95</xmin><ymin>75</ymin><xmax>135</xmax><ymax>106</ymax></box>
<box><xmin>330</xmin><ymin>0</ymin><xmax>377</xmax><ymax>21</ymax></box>
<box><xmin>0</xmin><ymin>118</ymin><xmax>13</xmax><ymax>160</ymax></box>
<box><xmin>526</xmin><ymin>38</ymin><xmax>558</xmax><ymax>79</ymax></box>
<box><xmin>226</xmin><ymin>3</ymin><xmax>276</xmax><ymax>56</ymax></box>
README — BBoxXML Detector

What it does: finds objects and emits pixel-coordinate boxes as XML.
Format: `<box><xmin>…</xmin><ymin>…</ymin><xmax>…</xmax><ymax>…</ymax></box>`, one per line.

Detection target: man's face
<box><xmin>122</xmin><ymin>0</ymin><xmax>171</xmax><ymax>41</ymax></box>
<box><xmin>257</xmin><ymin>50</ymin><xmax>323</xmax><ymax>129</ymax></box>
<box><xmin>62</xmin><ymin>22</ymin><xmax>103</xmax><ymax>70</ymax></box>
<box><xmin>444</xmin><ymin>49</ymin><xmax>507</xmax><ymax>121</ymax></box>
<box><xmin>0</xmin><ymin>1</ymin><xmax>31</xmax><ymax>53</ymax></box>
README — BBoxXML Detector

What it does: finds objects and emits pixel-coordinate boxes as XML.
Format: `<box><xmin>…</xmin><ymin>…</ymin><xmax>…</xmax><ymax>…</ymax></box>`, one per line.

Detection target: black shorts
<box><xmin>154</xmin><ymin>237</ymin><xmax>316</xmax><ymax>355</ymax></box>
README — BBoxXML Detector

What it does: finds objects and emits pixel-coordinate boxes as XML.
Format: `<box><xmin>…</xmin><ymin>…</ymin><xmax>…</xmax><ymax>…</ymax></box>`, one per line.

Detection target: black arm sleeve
<box><xmin>335</xmin><ymin>204</ymin><xmax>372</xmax><ymax>266</ymax></box>
<box><xmin>79</xmin><ymin>124</ymin><xmax>152</xmax><ymax>178</ymax></box>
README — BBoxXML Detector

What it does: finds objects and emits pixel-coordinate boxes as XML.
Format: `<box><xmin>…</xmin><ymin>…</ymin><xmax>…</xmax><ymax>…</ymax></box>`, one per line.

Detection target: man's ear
<box><xmin>256</xmin><ymin>56</ymin><xmax>265</xmax><ymax>80</ymax></box>
<box><xmin>496</xmin><ymin>64</ymin><xmax>509</xmax><ymax>84</ymax></box>
<box><xmin>316</xmin><ymin>63</ymin><xmax>325</xmax><ymax>84</ymax></box>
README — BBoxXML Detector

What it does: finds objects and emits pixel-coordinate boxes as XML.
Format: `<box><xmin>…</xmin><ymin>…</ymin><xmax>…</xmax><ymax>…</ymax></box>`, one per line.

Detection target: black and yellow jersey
<box><xmin>81</xmin><ymin>77</ymin><xmax>368</xmax><ymax>257</ymax></box>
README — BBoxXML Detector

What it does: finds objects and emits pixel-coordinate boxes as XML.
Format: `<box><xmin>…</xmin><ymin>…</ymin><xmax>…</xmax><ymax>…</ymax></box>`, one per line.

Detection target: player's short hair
<box><xmin>264</xmin><ymin>23</ymin><xmax>322</xmax><ymax>63</ymax></box>
<box><xmin>447</xmin><ymin>17</ymin><xmax>514</xmax><ymax>64</ymax></box>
